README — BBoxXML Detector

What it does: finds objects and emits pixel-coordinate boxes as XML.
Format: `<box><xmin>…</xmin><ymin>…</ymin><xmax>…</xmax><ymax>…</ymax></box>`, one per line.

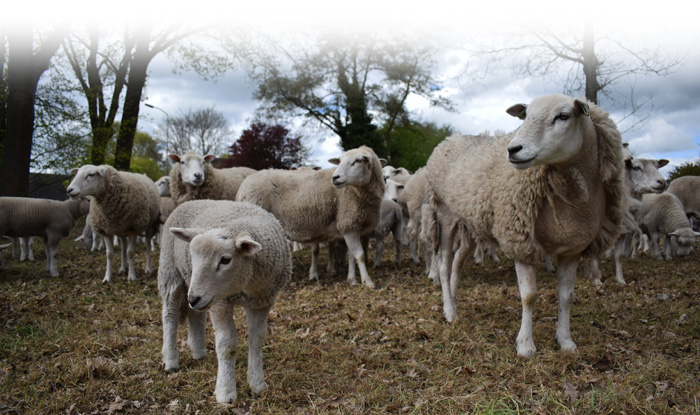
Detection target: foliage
<box><xmin>383</xmin><ymin>120</ymin><xmax>452</xmax><ymax>171</ymax></box>
<box><xmin>154</xmin><ymin>106</ymin><xmax>231</xmax><ymax>158</ymax></box>
<box><xmin>223</xmin><ymin>122</ymin><xmax>306</xmax><ymax>170</ymax></box>
<box><xmin>130</xmin><ymin>156</ymin><xmax>165</xmax><ymax>181</ymax></box>
<box><xmin>667</xmin><ymin>160</ymin><xmax>700</xmax><ymax>181</ymax></box>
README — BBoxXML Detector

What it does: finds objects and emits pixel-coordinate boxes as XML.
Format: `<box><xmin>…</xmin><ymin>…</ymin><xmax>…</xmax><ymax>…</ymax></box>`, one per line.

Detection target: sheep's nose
<box><xmin>657</xmin><ymin>180</ymin><xmax>667</xmax><ymax>189</ymax></box>
<box><xmin>507</xmin><ymin>145</ymin><xmax>523</xmax><ymax>157</ymax></box>
<box><xmin>194</xmin><ymin>173</ymin><xmax>202</xmax><ymax>180</ymax></box>
<box><xmin>392</xmin><ymin>197</ymin><xmax>398</xmax><ymax>203</ymax></box>
<box><xmin>332</xmin><ymin>174</ymin><xmax>340</xmax><ymax>181</ymax></box>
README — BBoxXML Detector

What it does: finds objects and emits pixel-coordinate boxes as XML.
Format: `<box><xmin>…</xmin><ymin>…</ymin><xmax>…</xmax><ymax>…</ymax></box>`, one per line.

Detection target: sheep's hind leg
<box><xmin>45</xmin><ymin>235</ymin><xmax>61</xmax><ymax>277</ymax></box>
<box><xmin>210</xmin><ymin>300</ymin><xmax>238</xmax><ymax>403</ymax></box>
<box><xmin>613</xmin><ymin>237</ymin><xmax>627</xmax><ymax>285</ymax></box>
<box><xmin>515</xmin><ymin>261</ymin><xmax>537</xmax><ymax>357</ymax></box>
<box><xmin>245</xmin><ymin>306</ymin><xmax>271</xmax><ymax>395</ymax></box>
<box><xmin>555</xmin><ymin>254</ymin><xmax>579</xmax><ymax>353</ymax></box>
<box><xmin>126</xmin><ymin>235</ymin><xmax>138</xmax><ymax>281</ymax></box>
<box><xmin>308</xmin><ymin>243</ymin><xmax>320</xmax><ymax>281</ymax></box>
<box><xmin>345</xmin><ymin>233</ymin><xmax>374</xmax><ymax>288</ymax></box>
<box><xmin>188</xmin><ymin>308</ymin><xmax>207</xmax><ymax>361</ymax></box>
<box><xmin>102</xmin><ymin>235</ymin><xmax>115</xmax><ymax>283</ymax></box>
<box><xmin>161</xmin><ymin>288</ymin><xmax>183</xmax><ymax>371</ymax></box>
<box><xmin>118</xmin><ymin>237</ymin><xmax>128</xmax><ymax>275</ymax></box>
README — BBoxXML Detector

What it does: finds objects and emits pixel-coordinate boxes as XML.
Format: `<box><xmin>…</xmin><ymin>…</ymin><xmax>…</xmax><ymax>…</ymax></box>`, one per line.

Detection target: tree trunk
<box><xmin>582</xmin><ymin>21</ymin><xmax>600</xmax><ymax>104</ymax></box>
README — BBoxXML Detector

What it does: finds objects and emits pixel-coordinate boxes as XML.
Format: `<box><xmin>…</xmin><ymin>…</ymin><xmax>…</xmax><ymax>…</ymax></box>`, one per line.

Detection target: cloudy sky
<box><xmin>23</xmin><ymin>0</ymin><xmax>700</xmax><ymax>175</ymax></box>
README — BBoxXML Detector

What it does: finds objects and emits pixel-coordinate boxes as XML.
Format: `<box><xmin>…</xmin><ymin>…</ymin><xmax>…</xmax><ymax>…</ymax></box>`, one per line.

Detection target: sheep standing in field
<box><xmin>640</xmin><ymin>192</ymin><xmax>699</xmax><ymax>260</ymax></box>
<box><xmin>0</xmin><ymin>196</ymin><xmax>91</xmax><ymax>276</ymax></box>
<box><xmin>367</xmin><ymin>180</ymin><xmax>404</xmax><ymax>268</ymax></box>
<box><xmin>424</xmin><ymin>94</ymin><xmax>627</xmax><ymax>357</ymax></box>
<box><xmin>168</xmin><ymin>153</ymin><xmax>256</xmax><ymax>206</ymax></box>
<box><xmin>158</xmin><ymin>200</ymin><xmax>291</xmax><ymax>403</ymax></box>
<box><xmin>667</xmin><ymin>175</ymin><xmax>700</xmax><ymax>219</ymax></box>
<box><xmin>237</xmin><ymin>146</ymin><xmax>386</xmax><ymax>288</ymax></box>
<box><xmin>67</xmin><ymin>165</ymin><xmax>161</xmax><ymax>283</ymax></box>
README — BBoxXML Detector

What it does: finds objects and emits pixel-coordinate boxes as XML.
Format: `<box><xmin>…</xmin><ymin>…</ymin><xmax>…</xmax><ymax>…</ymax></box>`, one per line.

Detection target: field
<box><xmin>1</xmin><ymin>220</ymin><xmax>699</xmax><ymax>414</ymax></box>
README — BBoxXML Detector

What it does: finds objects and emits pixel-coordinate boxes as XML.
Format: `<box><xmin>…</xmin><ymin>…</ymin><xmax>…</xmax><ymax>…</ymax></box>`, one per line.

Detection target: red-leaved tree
<box><xmin>223</xmin><ymin>122</ymin><xmax>305</xmax><ymax>170</ymax></box>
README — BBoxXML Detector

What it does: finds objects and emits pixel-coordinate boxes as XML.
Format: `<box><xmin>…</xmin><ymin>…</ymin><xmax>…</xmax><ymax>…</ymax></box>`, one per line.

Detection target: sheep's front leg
<box><xmin>344</xmin><ymin>233</ymin><xmax>374</xmax><ymax>288</ymax></box>
<box><xmin>515</xmin><ymin>261</ymin><xmax>537</xmax><ymax>357</ymax></box>
<box><xmin>187</xmin><ymin>308</ymin><xmax>208</xmax><ymax>361</ymax></box>
<box><xmin>161</xmin><ymin>288</ymin><xmax>184</xmax><ymax>371</ymax></box>
<box><xmin>102</xmin><ymin>235</ymin><xmax>115</xmax><ymax>283</ymax></box>
<box><xmin>373</xmin><ymin>236</ymin><xmax>385</xmax><ymax>268</ymax></box>
<box><xmin>555</xmin><ymin>254</ymin><xmax>579</xmax><ymax>353</ymax></box>
<box><xmin>118</xmin><ymin>237</ymin><xmax>128</xmax><ymax>275</ymax></box>
<box><xmin>45</xmin><ymin>235</ymin><xmax>61</xmax><ymax>277</ymax></box>
<box><xmin>308</xmin><ymin>243</ymin><xmax>319</xmax><ymax>281</ymax></box>
<box><xmin>438</xmin><ymin>224</ymin><xmax>457</xmax><ymax>322</ymax></box>
<box><xmin>614</xmin><ymin>237</ymin><xmax>627</xmax><ymax>285</ymax></box>
<box><xmin>126</xmin><ymin>235</ymin><xmax>138</xmax><ymax>281</ymax></box>
<box><xmin>245</xmin><ymin>306</ymin><xmax>271</xmax><ymax>395</ymax></box>
<box><xmin>210</xmin><ymin>300</ymin><xmax>238</xmax><ymax>403</ymax></box>
<box><xmin>144</xmin><ymin>235</ymin><xmax>154</xmax><ymax>275</ymax></box>
<box><xmin>649</xmin><ymin>232</ymin><xmax>662</xmax><ymax>260</ymax></box>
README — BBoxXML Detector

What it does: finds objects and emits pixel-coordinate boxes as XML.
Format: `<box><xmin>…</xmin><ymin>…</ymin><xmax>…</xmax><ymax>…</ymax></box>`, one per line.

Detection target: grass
<box><xmin>1</xmin><ymin>218</ymin><xmax>699</xmax><ymax>414</ymax></box>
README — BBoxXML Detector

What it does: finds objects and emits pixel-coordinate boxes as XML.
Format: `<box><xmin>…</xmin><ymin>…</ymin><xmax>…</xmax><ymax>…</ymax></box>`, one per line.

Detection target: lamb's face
<box><xmin>155</xmin><ymin>176</ymin><xmax>171</xmax><ymax>197</ymax></box>
<box><xmin>382</xmin><ymin>166</ymin><xmax>396</xmax><ymax>182</ymax></box>
<box><xmin>669</xmin><ymin>228</ymin><xmax>699</xmax><ymax>258</ymax></box>
<box><xmin>170</xmin><ymin>227</ymin><xmax>261</xmax><ymax>311</ymax></box>
<box><xmin>625</xmin><ymin>158</ymin><xmax>668</xmax><ymax>194</ymax></box>
<box><xmin>384</xmin><ymin>179</ymin><xmax>405</xmax><ymax>203</ymax></box>
<box><xmin>66</xmin><ymin>165</ymin><xmax>106</xmax><ymax>198</ymax></box>
<box><xmin>330</xmin><ymin>149</ymin><xmax>375</xmax><ymax>188</ymax></box>
<box><xmin>505</xmin><ymin>95</ymin><xmax>591</xmax><ymax>170</ymax></box>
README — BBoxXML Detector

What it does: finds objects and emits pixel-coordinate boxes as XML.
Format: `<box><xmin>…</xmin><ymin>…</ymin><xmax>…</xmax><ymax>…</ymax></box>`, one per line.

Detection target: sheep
<box><xmin>369</xmin><ymin>199</ymin><xmax>404</xmax><ymax>268</ymax></box>
<box><xmin>0</xmin><ymin>196</ymin><xmax>91</xmax><ymax>276</ymax></box>
<box><xmin>640</xmin><ymin>192</ymin><xmax>700</xmax><ymax>260</ymax></box>
<box><xmin>237</xmin><ymin>146</ymin><xmax>386</xmax><ymax>288</ymax></box>
<box><xmin>67</xmin><ymin>165</ymin><xmax>161</xmax><ymax>283</ymax></box>
<box><xmin>424</xmin><ymin>94</ymin><xmax>627</xmax><ymax>357</ymax></box>
<box><xmin>158</xmin><ymin>200</ymin><xmax>291</xmax><ymax>403</ymax></box>
<box><xmin>382</xmin><ymin>166</ymin><xmax>411</xmax><ymax>183</ymax></box>
<box><xmin>667</xmin><ymin>176</ymin><xmax>700</xmax><ymax>219</ymax></box>
<box><xmin>168</xmin><ymin>153</ymin><xmax>256</xmax><ymax>206</ymax></box>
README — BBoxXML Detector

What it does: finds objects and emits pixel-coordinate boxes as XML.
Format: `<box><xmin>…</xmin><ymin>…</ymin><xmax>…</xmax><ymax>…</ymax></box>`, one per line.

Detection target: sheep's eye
<box><xmin>352</xmin><ymin>159</ymin><xmax>363</xmax><ymax>166</ymax></box>
<box><xmin>554</xmin><ymin>113</ymin><xmax>570</xmax><ymax>123</ymax></box>
<box><xmin>219</xmin><ymin>256</ymin><xmax>231</xmax><ymax>265</ymax></box>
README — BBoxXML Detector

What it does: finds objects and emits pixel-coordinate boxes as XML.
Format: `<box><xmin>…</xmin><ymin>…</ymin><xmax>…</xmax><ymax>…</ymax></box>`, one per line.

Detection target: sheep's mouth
<box><xmin>508</xmin><ymin>155</ymin><xmax>536</xmax><ymax>168</ymax></box>
<box><xmin>651</xmin><ymin>185</ymin><xmax>666</xmax><ymax>193</ymax></box>
<box><xmin>189</xmin><ymin>297</ymin><xmax>212</xmax><ymax>311</ymax></box>
<box><xmin>332</xmin><ymin>179</ymin><xmax>347</xmax><ymax>188</ymax></box>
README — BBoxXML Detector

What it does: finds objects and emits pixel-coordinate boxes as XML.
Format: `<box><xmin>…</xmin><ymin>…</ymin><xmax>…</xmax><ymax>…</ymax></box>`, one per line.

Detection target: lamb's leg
<box><xmin>20</xmin><ymin>237</ymin><xmax>34</xmax><ymax>262</ymax></box>
<box><xmin>438</xmin><ymin>223</ymin><xmax>457</xmax><ymax>322</ymax></box>
<box><xmin>103</xmin><ymin>235</ymin><xmax>115</xmax><ymax>283</ymax></box>
<box><xmin>663</xmin><ymin>235</ymin><xmax>674</xmax><ymax>260</ymax></box>
<box><xmin>162</xmin><ymin>288</ymin><xmax>183</xmax><ymax>371</ymax></box>
<box><xmin>393</xmin><ymin>223</ymin><xmax>403</xmax><ymax>265</ymax></box>
<box><xmin>45</xmin><ymin>235</ymin><xmax>61</xmax><ymax>277</ymax></box>
<box><xmin>344</xmin><ymin>233</ymin><xmax>374</xmax><ymax>288</ymax></box>
<box><xmin>427</xmin><ymin>250</ymin><xmax>439</xmax><ymax>285</ymax></box>
<box><xmin>144</xmin><ymin>235</ymin><xmax>154</xmax><ymax>275</ymax></box>
<box><xmin>326</xmin><ymin>241</ymin><xmax>337</xmax><ymax>277</ymax></box>
<box><xmin>373</xmin><ymin>236</ymin><xmax>384</xmax><ymax>268</ymax></box>
<box><xmin>210</xmin><ymin>300</ymin><xmax>238</xmax><ymax>403</ymax></box>
<box><xmin>126</xmin><ymin>235</ymin><xmax>138</xmax><ymax>281</ymax></box>
<box><xmin>614</xmin><ymin>237</ymin><xmax>627</xmax><ymax>285</ymax></box>
<box><xmin>245</xmin><ymin>306</ymin><xmax>271</xmax><ymax>395</ymax></box>
<box><xmin>650</xmin><ymin>232</ymin><xmax>662</xmax><ymax>260</ymax></box>
<box><xmin>408</xmin><ymin>219</ymin><xmax>420</xmax><ymax>264</ymax></box>
<box><xmin>515</xmin><ymin>261</ymin><xmax>537</xmax><ymax>357</ymax></box>
<box><xmin>587</xmin><ymin>258</ymin><xmax>603</xmax><ymax>287</ymax></box>
<box><xmin>555</xmin><ymin>254</ymin><xmax>579</xmax><ymax>353</ymax></box>
<box><xmin>118</xmin><ymin>237</ymin><xmax>128</xmax><ymax>275</ymax></box>
<box><xmin>544</xmin><ymin>255</ymin><xmax>555</xmax><ymax>273</ymax></box>
<box><xmin>188</xmin><ymin>308</ymin><xmax>208</xmax><ymax>361</ymax></box>
<box><xmin>449</xmin><ymin>230</ymin><xmax>474</xmax><ymax>307</ymax></box>
<box><xmin>308</xmin><ymin>243</ymin><xmax>319</xmax><ymax>281</ymax></box>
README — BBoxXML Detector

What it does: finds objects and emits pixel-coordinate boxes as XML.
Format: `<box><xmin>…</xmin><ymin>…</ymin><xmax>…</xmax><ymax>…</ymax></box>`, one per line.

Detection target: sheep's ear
<box><xmin>379</xmin><ymin>158</ymin><xmax>388</xmax><ymax>167</ymax></box>
<box><xmin>313</xmin><ymin>166</ymin><xmax>321</xmax><ymax>170</ymax></box>
<box><xmin>623</xmin><ymin>142</ymin><xmax>629</xmax><ymax>149</ymax></box>
<box><xmin>328</xmin><ymin>157</ymin><xmax>340</xmax><ymax>166</ymax></box>
<box><xmin>506</xmin><ymin>104</ymin><xmax>527</xmax><ymax>120</ymax></box>
<box><xmin>625</xmin><ymin>158</ymin><xmax>633</xmax><ymax>169</ymax></box>
<box><xmin>170</xmin><ymin>227</ymin><xmax>205</xmax><ymax>243</ymax></box>
<box><xmin>71</xmin><ymin>168</ymin><xmax>79</xmax><ymax>175</ymax></box>
<box><xmin>575</xmin><ymin>99</ymin><xmax>590</xmax><ymax>117</ymax></box>
<box><xmin>657</xmin><ymin>159</ymin><xmax>669</xmax><ymax>168</ymax></box>
<box><xmin>168</xmin><ymin>154</ymin><xmax>181</xmax><ymax>163</ymax></box>
<box><xmin>203</xmin><ymin>155</ymin><xmax>216</xmax><ymax>163</ymax></box>
<box><xmin>235</xmin><ymin>235</ymin><xmax>261</xmax><ymax>256</ymax></box>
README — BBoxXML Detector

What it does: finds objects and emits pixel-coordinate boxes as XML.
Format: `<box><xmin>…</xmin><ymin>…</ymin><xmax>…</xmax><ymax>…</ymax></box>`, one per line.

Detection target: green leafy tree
<box><xmin>667</xmin><ymin>161</ymin><xmax>700</xmax><ymax>181</ymax></box>
<box><xmin>383</xmin><ymin>119</ymin><xmax>452</xmax><ymax>171</ymax></box>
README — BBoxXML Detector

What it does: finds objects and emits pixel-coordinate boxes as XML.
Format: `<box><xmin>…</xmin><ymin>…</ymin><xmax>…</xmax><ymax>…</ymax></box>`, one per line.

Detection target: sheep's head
<box><xmin>155</xmin><ymin>176</ymin><xmax>171</xmax><ymax>197</ymax></box>
<box><xmin>170</xmin><ymin>227</ymin><xmax>261</xmax><ymax>311</ymax></box>
<box><xmin>67</xmin><ymin>165</ymin><xmax>107</xmax><ymax>198</ymax></box>
<box><xmin>625</xmin><ymin>158</ymin><xmax>669</xmax><ymax>195</ymax></box>
<box><xmin>169</xmin><ymin>153</ymin><xmax>216</xmax><ymax>188</ymax></box>
<box><xmin>384</xmin><ymin>179</ymin><xmax>405</xmax><ymax>203</ymax></box>
<box><xmin>505</xmin><ymin>94</ymin><xmax>593</xmax><ymax>169</ymax></box>
<box><xmin>668</xmin><ymin>228</ymin><xmax>700</xmax><ymax>258</ymax></box>
<box><xmin>329</xmin><ymin>146</ymin><xmax>387</xmax><ymax>189</ymax></box>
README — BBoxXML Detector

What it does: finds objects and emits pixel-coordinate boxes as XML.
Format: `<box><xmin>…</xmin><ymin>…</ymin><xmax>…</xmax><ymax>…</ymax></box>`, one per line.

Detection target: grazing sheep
<box><xmin>0</xmin><ymin>196</ymin><xmax>90</xmax><ymax>276</ymax></box>
<box><xmin>667</xmin><ymin>175</ymin><xmax>700</xmax><ymax>219</ymax></box>
<box><xmin>67</xmin><ymin>165</ymin><xmax>161</xmax><ymax>283</ymax></box>
<box><xmin>158</xmin><ymin>200</ymin><xmax>291</xmax><ymax>403</ymax></box>
<box><xmin>237</xmin><ymin>146</ymin><xmax>386</xmax><ymax>288</ymax></box>
<box><xmin>640</xmin><ymin>192</ymin><xmax>699</xmax><ymax>260</ymax></box>
<box><xmin>168</xmin><ymin>153</ymin><xmax>256</xmax><ymax>206</ymax></box>
<box><xmin>424</xmin><ymin>94</ymin><xmax>626</xmax><ymax>357</ymax></box>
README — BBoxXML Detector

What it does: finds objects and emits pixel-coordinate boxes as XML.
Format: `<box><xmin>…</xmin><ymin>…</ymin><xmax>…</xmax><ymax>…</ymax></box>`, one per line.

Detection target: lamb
<box><xmin>424</xmin><ymin>94</ymin><xmax>627</xmax><ymax>357</ymax></box>
<box><xmin>0</xmin><ymin>196</ymin><xmax>91</xmax><ymax>276</ymax></box>
<box><xmin>237</xmin><ymin>146</ymin><xmax>386</xmax><ymax>288</ymax></box>
<box><xmin>667</xmin><ymin>175</ymin><xmax>700</xmax><ymax>219</ymax></box>
<box><xmin>158</xmin><ymin>200</ymin><xmax>291</xmax><ymax>403</ymax></box>
<box><xmin>368</xmin><ymin>198</ymin><xmax>404</xmax><ymax>268</ymax></box>
<box><xmin>382</xmin><ymin>166</ymin><xmax>411</xmax><ymax>183</ymax></box>
<box><xmin>67</xmin><ymin>165</ymin><xmax>161</xmax><ymax>283</ymax></box>
<box><xmin>640</xmin><ymin>192</ymin><xmax>699</xmax><ymax>260</ymax></box>
<box><xmin>168</xmin><ymin>153</ymin><xmax>256</xmax><ymax>206</ymax></box>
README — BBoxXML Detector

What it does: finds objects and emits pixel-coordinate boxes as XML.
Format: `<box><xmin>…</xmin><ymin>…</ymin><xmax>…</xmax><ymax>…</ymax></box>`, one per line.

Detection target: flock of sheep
<box><xmin>1</xmin><ymin>94</ymin><xmax>699</xmax><ymax>403</ymax></box>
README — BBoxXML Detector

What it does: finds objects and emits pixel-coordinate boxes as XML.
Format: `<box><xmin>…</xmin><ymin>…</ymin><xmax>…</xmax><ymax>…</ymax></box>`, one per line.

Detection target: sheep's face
<box><xmin>505</xmin><ymin>94</ymin><xmax>592</xmax><ymax>170</ymax></box>
<box><xmin>625</xmin><ymin>158</ymin><xmax>668</xmax><ymax>194</ymax></box>
<box><xmin>155</xmin><ymin>176</ymin><xmax>171</xmax><ymax>197</ymax></box>
<box><xmin>170</xmin><ymin>227</ymin><xmax>261</xmax><ymax>311</ymax></box>
<box><xmin>382</xmin><ymin>166</ymin><xmax>396</xmax><ymax>182</ymax></box>
<box><xmin>169</xmin><ymin>153</ymin><xmax>215</xmax><ymax>187</ymax></box>
<box><xmin>384</xmin><ymin>179</ymin><xmax>405</xmax><ymax>203</ymax></box>
<box><xmin>329</xmin><ymin>147</ymin><xmax>385</xmax><ymax>188</ymax></box>
<box><xmin>67</xmin><ymin>165</ymin><xmax>106</xmax><ymax>198</ymax></box>
<box><xmin>669</xmin><ymin>228</ymin><xmax>699</xmax><ymax>258</ymax></box>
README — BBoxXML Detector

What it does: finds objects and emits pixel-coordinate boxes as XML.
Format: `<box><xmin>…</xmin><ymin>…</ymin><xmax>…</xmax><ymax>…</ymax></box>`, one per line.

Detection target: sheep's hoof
<box><xmin>215</xmin><ymin>388</ymin><xmax>237</xmax><ymax>404</ymax></box>
<box><xmin>557</xmin><ymin>338</ymin><xmax>578</xmax><ymax>353</ymax></box>
<box><xmin>101</xmin><ymin>276</ymin><xmax>112</xmax><ymax>284</ymax></box>
<box><xmin>615</xmin><ymin>279</ymin><xmax>627</xmax><ymax>286</ymax></box>
<box><xmin>516</xmin><ymin>339</ymin><xmax>536</xmax><ymax>357</ymax></box>
<box><xmin>362</xmin><ymin>280</ymin><xmax>376</xmax><ymax>289</ymax></box>
<box><xmin>250</xmin><ymin>381</ymin><xmax>268</xmax><ymax>396</ymax></box>
<box><xmin>347</xmin><ymin>278</ymin><xmax>358</xmax><ymax>286</ymax></box>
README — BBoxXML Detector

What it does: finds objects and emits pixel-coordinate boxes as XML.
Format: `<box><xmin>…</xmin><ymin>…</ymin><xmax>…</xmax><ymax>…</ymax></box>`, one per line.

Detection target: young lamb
<box><xmin>67</xmin><ymin>165</ymin><xmax>161</xmax><ymax>283</ymax></box>
<box><xmin>424</xmin><ymin>94</ymin><xmax>627</xmax><ymax>357</ymax></box>
<box><xmin>369</xmin><ymin>199</ymin><xmax>404</xmax><ymax>268</ymax></box>
<box><xmin>237</xmin><ymin>146</ymin><xmax>386</xmax><ymax>288</ymax></box>
<box><xmin>168</xmin><ymin>153</ymin><xmax>256</xmax><ymax>206</ymax></box>
<box><xmin>640</xmin><ymin>192</ymin><xmax>699</xmax><ymax>260</ymax></box>
<box><xmin>158</xmin><ymin>200</ymin><xmax>291</xmax><ymax>403</ymax></box>
<box><xmin>0</xmin><ymin>196</ymin><xmax>91</xmax><ymax>276</ymax></box>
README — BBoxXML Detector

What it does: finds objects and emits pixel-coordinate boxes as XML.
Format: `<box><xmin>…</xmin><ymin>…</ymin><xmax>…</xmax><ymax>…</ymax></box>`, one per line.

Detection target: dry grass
<box><xmin>1</xmin><ymin>219</ymin><xmax>699</xmax><ymax>414</ymax></box>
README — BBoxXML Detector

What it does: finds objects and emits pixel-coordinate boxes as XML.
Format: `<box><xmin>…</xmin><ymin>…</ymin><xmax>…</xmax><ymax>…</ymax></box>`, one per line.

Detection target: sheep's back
<box><xmin>667</xmin><ymin>176</ymin><xmax>700</xmax><ymax>216</ymax></box>
<box><xmin>0</xmin><ymin>197</ymin><xmax>77</xmax><ymax>238</ymax></box>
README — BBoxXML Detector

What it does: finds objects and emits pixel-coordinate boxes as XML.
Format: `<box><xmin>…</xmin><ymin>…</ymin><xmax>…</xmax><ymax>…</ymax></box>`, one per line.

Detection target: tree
<box><xmin>0</xmin><ymin>24</ymin><xmax>66</xmax><ymax>197</ymax></box>
<box><xmin>667</xmin><ymin>161</ymin><xmax>700</xmax><ymax>181</ymax></box>
<box><xmin>224</xmin><ymin>122</ymin><xmax>306</xmax><ymax>170</ymax></box>
<box><xmin>156</xmin><ymin>107</ymin><xmax>230</xmax><ymax>157</ymax></box>
<box><xmin>247</xmin><ymin>31</ymin><xmax>452</xmax><ymax>160</ymax></box>
<box><xmin>383</xmin><ymin>119</ymin><xmax>452</xmax><ymax>172</ymax></box>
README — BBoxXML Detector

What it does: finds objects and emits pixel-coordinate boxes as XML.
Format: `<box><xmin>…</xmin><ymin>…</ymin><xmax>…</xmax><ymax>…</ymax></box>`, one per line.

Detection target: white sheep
<box><xmin>640</xmin><ymin>192</ymin><xmax>699</xmax><ymax>260</ymax></box>
<box><xmin>67</xmin><ymin>165</ymin><xmax>161</xmax><ymax>283</ymax></box>
<box><xmin>667</xmin><ymin>175</ymin><xmax>700</xmax><ymax>219</ymax></box>
<box><xmin>424</xmin><ymin>94</ymin><xmax>627</xmax><ymax>357</ymax></box>
<box><xmin>158</xmin><ymin>200</ymin><xmax>291</xmax><ymax>403</ymax></box>
<box><xmin>369</xmin><ymin>199</ymin><xmax>403</xmax><ymax>268</ymax></box>
<box><xmin>168</xmin><ymin>153</ymin><xmax>256</xmax><ymax>206</ymax></box>
<box><xmin>237</xmin><ymin>146</ymin><xmax>386</xmax><ymax>288</ymax></box>
<box><xmin>0</xmin><ymin>196</ymin><xmax>91</xmax><ymax>276</ymax></box>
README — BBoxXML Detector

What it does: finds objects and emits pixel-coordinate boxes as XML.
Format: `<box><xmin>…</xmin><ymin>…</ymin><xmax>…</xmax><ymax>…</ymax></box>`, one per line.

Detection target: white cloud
<box><xmin>626</xmin><ymin>118</ymin><xmax>699</xmax><ymax>154</ymax></box>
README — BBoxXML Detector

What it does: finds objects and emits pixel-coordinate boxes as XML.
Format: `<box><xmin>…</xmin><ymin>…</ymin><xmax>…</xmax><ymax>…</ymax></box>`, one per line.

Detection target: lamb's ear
<box><xmin>168</xmin><ymin>154</ymin><xmax>181</xmax><ymax>163</ymax></box>
<box><xmin>575</xmin><ymin>99</ymin><xmax>591</xmax><ymax>117</ymax></box>
<box><xmin>379</xmin><ymin>158</ymin><xmax>388</xmax><ymax>167</ymax></box>
<box><xmin>506</xmin><ymin>104</ymin><xmax>527</xmax><ymax>120</ymax></box>
<box><xmin>203</xmin><ymin>155</ymin><xmax>216</xmax><ymax>163</ymax></box>
<box><xmin>235</xmin><ymin>235</ymin><xmax>261</xmax><ymax>256</ymax></box>
<box><xmin>170</xmin><ymin>227</ymin><xmax>205</xmax><ymax>243</ymax></box>
<box><xmin>657</xmin><ymin>159</ymin><xmax>669</xmax><ymax>168</ymax></box>
<box><xmin>71</xmin><ymin>168</ymin><xmax>80</xmax><ymax>175</ymax></box>
<box><xmin>328</xmin><ymin>157</ymin><xmax>340</xmax><ymax>166</ymax></box>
